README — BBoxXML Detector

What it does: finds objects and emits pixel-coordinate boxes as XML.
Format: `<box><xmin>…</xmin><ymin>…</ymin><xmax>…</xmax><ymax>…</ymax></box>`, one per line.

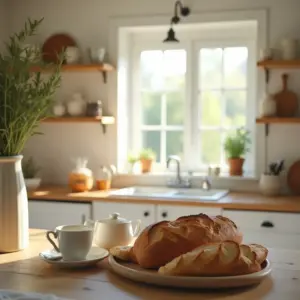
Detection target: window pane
<box><xmin>200</xmin><ymin>130</ymin><xmax>221</xmax><ymax>165</ymax></box>
<box><xmin>141</xmin><ymin>92</ymin><xmax>161</xmax><ymax>125</ymax></box>
<box><xmin>142</xmin><ymin>131</ymin><xmax>161</xmax><ymax>162</ymax></box>
<box><xmin>224</xmin><ymin>47</ymin><xmax>248</xmax><ymax>88</ymax></box>
<box><xmin>163</xmin><ymin>50</ymin><xmax>186</xmax><ymax>90</ymax></box>
<box><xmin>166</xmin><ymin>91</ymin><xmax>184</xmax><ymax>125</ymax></box>
<box><xmin>166</xmin><ymin>131</ymin><xmax>183</xmax><ymax>159</ymax></box>
<box><xmin>200</xmin><ymin>91</ymin><xmax>222</xmax><ymax>126</ymax></box>
<box><xmin>140</xmin><ymin>50</ymin><xmax>163</xmax><ymax>90</ymax></box>
<box><xmin>224</xmin><ymin>91</ymin><xmax>247</xmax><ymax>127</ymax></box>
<box><xmin>199</xmin><ymin>48</ymin><xmax>222</xmax><ymax>89</ymax></box>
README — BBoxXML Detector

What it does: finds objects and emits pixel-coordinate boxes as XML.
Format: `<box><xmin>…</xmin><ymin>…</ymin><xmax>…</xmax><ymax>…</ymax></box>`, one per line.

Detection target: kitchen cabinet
<box><xmin>28</xmin><ymin>200</ymin><xmax>91</xmax><ymax>230</ymax></box>
<box><xmin>223</xmin><ymin>209</ymin><xmax>300</xmax><ymax>250</ymax></box>
<box><xmin>157</xmin><ymin>205</ymin><xmax>222</xmax><ymax>222</ymax></box>
<box><xmin>93</xmin><ymin>202</ymin><xmax>156</xmax><ymax>230</ymax></box>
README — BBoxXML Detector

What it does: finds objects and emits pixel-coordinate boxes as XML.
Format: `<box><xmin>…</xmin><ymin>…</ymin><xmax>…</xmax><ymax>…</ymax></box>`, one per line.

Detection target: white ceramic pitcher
<box><xmin>85</xmin><ymin>213</ymin><xmax>141</xmax><ymax>250</ymax></box>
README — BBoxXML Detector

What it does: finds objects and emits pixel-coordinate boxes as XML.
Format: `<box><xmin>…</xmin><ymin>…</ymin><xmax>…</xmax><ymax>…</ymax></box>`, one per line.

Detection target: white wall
<box><xmin>6</xmin><ymin>0</ymin><xmax>300</xmax><ymax>187</ymax></box>
<box><xmin>0</xmin><ymin>0</ymin><xmax>7</xmax><ymax>47</ymax></box>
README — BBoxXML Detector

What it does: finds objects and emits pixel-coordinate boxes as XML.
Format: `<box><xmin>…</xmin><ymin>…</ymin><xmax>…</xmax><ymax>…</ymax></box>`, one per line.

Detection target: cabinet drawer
<box><xmin>93</xmin><ymin>202</ymin><xmax>156</xmax><ymax>229</ymax></box>
<box><xmin>29</xmin><ymin>201</ymin><xmax>91</xmax><ymax>230</ymax></box>
<box><xmin>223</xmin><ymin>210</ymin><xmax>300</xmax><ymax>234</ymax></box>
<box><xmin>242</xmin><ymin>230</ymin><xmax>300</xmax><ymax>250</ymax></box>
<box><xmin>157</xmin><ymin>205</ymin><xmax>222</xmax><ymax>222</ymax></box>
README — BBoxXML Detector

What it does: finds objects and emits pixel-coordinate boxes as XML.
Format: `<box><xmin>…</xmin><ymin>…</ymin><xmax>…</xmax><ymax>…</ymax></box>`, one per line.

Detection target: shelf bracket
<box><xmin>264</xmin><ymin>68</ymin><xmax>270</xmax><ymax>84</ymax></box>
<box><xmin>265</xmin><ymin>123</ymin><xmax>269</xmax><ymax>137</ymax></box>
<box><xmin>101</xmin><ymin>123</ymin><xmax>107</xmax><ymax>134</ymax></box>
<box><xmin>101</xmin><ymin>71</ymin><xmax>107</xmax><ymax>84</ymax></box>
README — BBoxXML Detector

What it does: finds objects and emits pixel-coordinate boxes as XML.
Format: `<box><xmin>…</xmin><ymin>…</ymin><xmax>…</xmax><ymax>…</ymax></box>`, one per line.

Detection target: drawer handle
<box><xmin>144</xmin><ymin>211</ymin><xmax>150</xmax><ymax>217</ymax></box>
<box><xmin>162</xmin><ymin>212</ymin><xmax>168</xmax><ymax>218</ymax></box>
<box><xmin>261</xmin><ymin>221</ymin><xmax>274</xmax><ymax>228</ymax></box>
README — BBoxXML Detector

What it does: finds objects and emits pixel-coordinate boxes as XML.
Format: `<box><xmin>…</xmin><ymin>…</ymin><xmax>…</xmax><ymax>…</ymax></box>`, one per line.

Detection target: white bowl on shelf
<box><xmin>24</xmin><ymin>178</ymin><xmax>41</xmax><ymax>191</ymax></box>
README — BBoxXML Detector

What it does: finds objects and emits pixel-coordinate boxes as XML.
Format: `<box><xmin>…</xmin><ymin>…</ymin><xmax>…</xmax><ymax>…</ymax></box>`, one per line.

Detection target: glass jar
<box><xmin>69</xmin><ymin>158</ymin><xmax>93</xmax><ymax>192</ymax></box>
<box><xmin>95</xmin><ymin>166</ymin><xmax>111</xmax><ymax>191</ymax></box>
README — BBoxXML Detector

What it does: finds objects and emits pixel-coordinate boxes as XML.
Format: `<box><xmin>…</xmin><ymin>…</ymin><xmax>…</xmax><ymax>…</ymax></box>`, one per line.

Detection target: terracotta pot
<box><xmin>228</xmin><ymin>158</ymin><xmax>244</xmax><ymax>176</ymax></box>
<box><xmin>140</xmin><ymin>159</ymin><xmax>153</xmax><ymax>173</ymax></box>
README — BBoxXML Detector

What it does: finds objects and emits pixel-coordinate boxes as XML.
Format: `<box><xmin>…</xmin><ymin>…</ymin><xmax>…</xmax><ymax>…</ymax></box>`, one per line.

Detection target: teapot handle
<box><xmin>133</xmin><ymin>219</ymin><xmax>142</xmax><ymax>237</ymax></box>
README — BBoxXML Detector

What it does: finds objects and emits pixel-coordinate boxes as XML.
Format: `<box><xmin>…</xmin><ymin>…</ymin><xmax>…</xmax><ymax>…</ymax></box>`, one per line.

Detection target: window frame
<box><xmin>129</xmin><ymin>36</ymin><xmax>256</xmax><ymax>174</ymax></box>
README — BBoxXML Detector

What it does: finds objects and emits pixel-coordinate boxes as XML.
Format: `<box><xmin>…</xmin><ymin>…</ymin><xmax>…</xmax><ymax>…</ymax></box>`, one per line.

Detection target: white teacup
<box><xmin>46</xmin><ymin>225</ymin><xmax>93</xmax><ymax>261</ymax></box>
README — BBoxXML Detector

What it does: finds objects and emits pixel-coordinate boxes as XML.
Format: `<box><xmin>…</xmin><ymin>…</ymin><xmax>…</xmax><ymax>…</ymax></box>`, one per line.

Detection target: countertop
<box><xmin>0</xmin><ymin>229</ymin><xmax>299</xmax><ymax>299</ymax></box>
<box><xmin>27</xmin><ymin>186</ymin><xmax>300</xmax><ymax>212</ymax></box>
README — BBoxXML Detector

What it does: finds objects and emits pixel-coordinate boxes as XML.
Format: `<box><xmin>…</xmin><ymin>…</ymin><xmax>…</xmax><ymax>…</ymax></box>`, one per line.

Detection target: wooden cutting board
<box><xmin>287</xmin><ymin>160</ymin><xmax>300</xmax><ymax>194</ymax></box>
<box><xmin>42</xmin><ymin>33</ymin><xmax>77</xmax><ymax>63</ymax></box>
<box><xmin>274</xmin><ymin>73</ymin><xmax>298</xmax><ymax>117</ymax></box>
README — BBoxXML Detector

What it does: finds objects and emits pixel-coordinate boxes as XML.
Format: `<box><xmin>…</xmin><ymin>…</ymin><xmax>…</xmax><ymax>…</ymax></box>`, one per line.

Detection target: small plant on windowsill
<box><xmin>22</xmin><ymin>157</ymin><xmax>41</xmax><ymax>191</ymax></box>
<box><xmin>224</xmin><ymin>128</ymin><xmax>251</xmax><ymax>176</ymax></box>
<box><xmin>139</xmin><ymin>148</ymin><xmax>156</xmax><ymax>174</ymax></box>
<box><xmin>127</xmin><ymin>152</ymin><xmax>139</xmax><ymax>174</ymax></box>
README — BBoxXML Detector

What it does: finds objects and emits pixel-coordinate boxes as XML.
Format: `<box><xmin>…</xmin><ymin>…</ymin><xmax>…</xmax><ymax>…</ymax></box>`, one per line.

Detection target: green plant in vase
<box><xmin>139</xmin><ymin>148</ymin><xmax>156</xmax><ymax>173</ymax></box>
<box><xmin>127</xmin><ymin>152</ymin><xmax>139</xmax><ymax>173</ymax></box>
<box><xmin>0</xmin><ymin>18</ymin><xmax>63</xmax><ymax>252</ymax></box>
<box><xmin>224</xmin><ymin>128</ymin><xmax>251</xmax><ymax>176</ymax></box>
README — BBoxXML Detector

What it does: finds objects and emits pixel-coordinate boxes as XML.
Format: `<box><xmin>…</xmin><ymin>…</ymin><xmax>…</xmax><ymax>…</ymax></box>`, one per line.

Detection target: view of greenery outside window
<box><xmin>134</xmin><ymin>44</ymin><xmax>249</xmax><ymax>171</ymax></box>
<box><xmin>139</xmin><ymin>49</ymin><xmax>185</xmax><ymax>165</ymax></box>
<box><xmin>199</xmin><ymin>47</ymin><xmax>248</xmax><ymax>168</ymax></box>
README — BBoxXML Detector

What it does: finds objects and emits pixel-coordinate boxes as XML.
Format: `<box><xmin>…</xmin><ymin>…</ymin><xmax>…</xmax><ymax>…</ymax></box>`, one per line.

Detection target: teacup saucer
<box><xmin>39</xmin><ymin>247</ymin><xmax>109</xmax><ymax>268</ymax></box>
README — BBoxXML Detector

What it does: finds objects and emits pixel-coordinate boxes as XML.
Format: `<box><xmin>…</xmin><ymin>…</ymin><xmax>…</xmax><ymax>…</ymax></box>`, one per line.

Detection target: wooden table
<box><xmin>0</xmin><ymin>230</ymin><xmax>299</xmax><ymax>300</ymax></box>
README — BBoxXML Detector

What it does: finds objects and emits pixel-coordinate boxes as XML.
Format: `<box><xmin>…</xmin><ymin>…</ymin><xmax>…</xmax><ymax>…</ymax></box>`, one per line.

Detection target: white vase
<box><xmin>259</xmin><ymin>92</ymin><xmax>276</xmax><ymax>117</ymax></box>
<box><xmin>0</xmin><ymin>156</ymin><xmax>29</xmax><ymax>252</ymax></box>
<box><xmin>281</xmin><ymin>39</ymin><xmax>297</xmax><ymax>60</ymax></box>
<box><xmin>259</xmin><ymin>174</ymin><xmax>281</xmax><ymax>196</ymax></box>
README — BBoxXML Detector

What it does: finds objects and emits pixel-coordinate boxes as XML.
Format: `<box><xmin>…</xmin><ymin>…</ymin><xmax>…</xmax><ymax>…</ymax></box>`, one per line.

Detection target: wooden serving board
<box><xmin>287</xmin><ymin>160</ymin><xmax>300</xmax><ymax>194</ymax></box>
<box><xmin>274</xmin><ymin>74</ymin><xmax>298</xmax><ymax>117</ymax></box>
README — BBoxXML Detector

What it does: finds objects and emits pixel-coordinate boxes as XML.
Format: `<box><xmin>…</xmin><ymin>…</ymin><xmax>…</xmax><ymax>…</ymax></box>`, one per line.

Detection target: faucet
<box><xmin>166</xmin><ymin>155</ymin><xmax>191</xmax><ymax>188</ymax></box>
<box><xmin>201</xmin><ymin>176</ymin><xmax>212</xmax><ymax>191</ymax></box>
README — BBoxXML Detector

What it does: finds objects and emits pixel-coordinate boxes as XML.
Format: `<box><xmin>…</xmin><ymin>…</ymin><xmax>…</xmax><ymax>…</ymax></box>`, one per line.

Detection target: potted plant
<box><xmin>0</xmin><ymin>18</ymin><xmax>63</xmax><ymax>252</ymax></box>
<box><xmin>139</xmin><ymin>148</ymin><xmax>156</xmax><ymax>173</ymax></box>
<box><xmin>22</xmin><ymin>157</ymin><xmax>41</xmax><ymax>191</ymax></box>
<box><xmin>259</xmin><ymin>160</ymin><xmax>284</xmax><ymax>196</ymax></box>
<box><xmin>224</xmin><ymin>128</ymin><xmax>251</xmax><ymax>176</ymax></box>
<box><xmin>127</xmin><ymin>152</ymin><xmax>139</xmax><ymax>173</ymax></box>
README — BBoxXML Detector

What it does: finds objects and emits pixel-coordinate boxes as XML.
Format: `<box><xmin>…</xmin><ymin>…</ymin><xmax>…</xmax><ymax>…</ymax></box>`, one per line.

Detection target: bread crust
<box><xmin>132</xmin><ymin>214</ymin><xmax>243</xmax><ymax>268</ymax></box>
<box><xmin>158</xmin><ymin>241</ymin><xmax>265</xmax><ymax>276</ymax></box>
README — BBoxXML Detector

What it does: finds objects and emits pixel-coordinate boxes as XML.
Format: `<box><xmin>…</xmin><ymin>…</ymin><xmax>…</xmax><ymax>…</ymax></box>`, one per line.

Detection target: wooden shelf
<box><xmin>257</xmin><ymin>60</ymin><xmax>300</xmax><ymax>69</ymax></box>
<box><xmin>31</xmin><ymin>63</ymin><xmax>114</xmax><ymax>72</ymax></box>
<box><xmin>41</xmin><ymin>116</ymin><xmax>115</xmax><ymax>133</ymax></box>
<box><xmin>31</xmin><ymin>63</ymin><xmax>115</xmax><ymax>83</ymax></box>
<box><xmin>256</xmin><ymin>117</ymin><xmax>300</xmax><ymax>124</ymax></box>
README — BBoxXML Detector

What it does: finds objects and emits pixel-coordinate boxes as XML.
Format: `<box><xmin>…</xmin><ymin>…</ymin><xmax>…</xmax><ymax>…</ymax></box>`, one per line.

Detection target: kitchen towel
<box><xmin>0</xmin><ymin>290</ymin><xmax>71</xmax><ymax>300</ymax></box>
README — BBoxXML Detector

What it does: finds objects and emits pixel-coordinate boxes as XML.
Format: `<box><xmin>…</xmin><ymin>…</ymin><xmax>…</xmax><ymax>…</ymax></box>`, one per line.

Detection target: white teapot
<box><xmin>85</xmin><ymin>213</ymin><xmax>141</xmax><ymax>250</ymax></box>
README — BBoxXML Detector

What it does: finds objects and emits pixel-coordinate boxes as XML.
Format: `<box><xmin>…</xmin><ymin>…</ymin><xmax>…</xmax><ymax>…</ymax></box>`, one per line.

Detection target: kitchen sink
<box><xmin>109</xmin><ymin>186</ymin><xmax>229</xmax><ymax>201</ymax></box>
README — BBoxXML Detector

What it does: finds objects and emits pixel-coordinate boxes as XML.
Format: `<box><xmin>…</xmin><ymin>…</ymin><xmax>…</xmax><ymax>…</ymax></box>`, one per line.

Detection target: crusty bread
<box><xmin>248</xmin><ymin>243</ymin><xmax>268</xmax><ymax>264</ymax></box>
<box><xmin>109</xmin><ymin>246</ymin><xmax>136</xmax><ymax>262</ymax></box>
<box><xmin>131</xmin><ymin>214</ymin><xmax>243</xmax><ymax>268</ymax></box>
<box><xmin>158</xmin><ymin>241</ymin><xmax>266</xmax><ymax>276</ymax></box>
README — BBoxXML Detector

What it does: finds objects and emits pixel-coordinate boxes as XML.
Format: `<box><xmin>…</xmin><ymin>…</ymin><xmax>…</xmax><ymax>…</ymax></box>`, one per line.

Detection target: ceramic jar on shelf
<box><xmin>67</xmin><ymin>93</ymin><xmax>86</xmax><ymax>116</ymax></box>
<box><xmin>281</xmin><ymin>39</ymin><xmax>297</xmax><ymax>60</ymax></box>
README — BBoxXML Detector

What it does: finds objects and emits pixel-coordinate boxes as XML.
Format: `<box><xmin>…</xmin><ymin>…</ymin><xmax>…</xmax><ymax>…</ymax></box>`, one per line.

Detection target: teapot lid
<box><xmin>101</xmin><ymin>212</ymin><xmax>130</xmax><ymax>224</ymax></box>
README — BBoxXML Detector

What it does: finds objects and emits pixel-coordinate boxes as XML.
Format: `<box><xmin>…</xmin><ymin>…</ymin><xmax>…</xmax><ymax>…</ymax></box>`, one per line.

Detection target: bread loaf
<box><xmin>131</xmin><ymin>214</ymin><xmax>243</xmax><ymax>268</ymax></box>
<box><xmin>158</xmin><ymin>241</ymin><xmax>267</xmax><ymax>276</ymax></box>
<box><xmin>110</xmin><ymin>245</ymin><xmax>136</xmax><ymax>262</ymax></box>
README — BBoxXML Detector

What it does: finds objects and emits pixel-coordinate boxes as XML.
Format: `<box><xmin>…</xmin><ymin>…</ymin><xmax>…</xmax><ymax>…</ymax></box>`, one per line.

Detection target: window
<box><xmin>137</xmin><ymin>49</ymin><xmax>186</xmax><ymax>164</ymax></box>
<box><xmin>127</xmin><ymin>26</ymin><xmax>256</xmax><ymax>173</ymax></box>
<box><xmin>197</xmin><ymin>46</ymin><xmax>249</xmax><ymax>168</ymax></box>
